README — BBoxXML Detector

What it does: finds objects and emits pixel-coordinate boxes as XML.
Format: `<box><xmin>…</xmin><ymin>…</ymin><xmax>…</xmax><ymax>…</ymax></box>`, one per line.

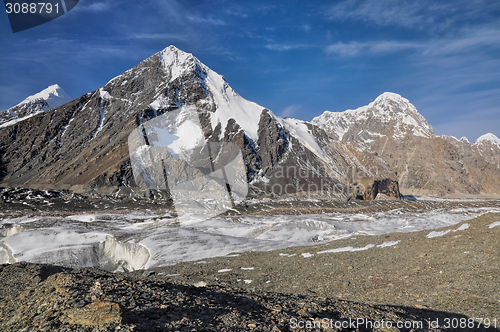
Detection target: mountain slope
<box><xmin>0</xmin><ymin>84</ymin><xmax>71</xmax><ymax>128</ymax></box>
<box><xmin>475</xmin><ymin>133</ymin><xmax>500</xmax><ymax>147</ymax></box>
<box><xmin>312</xmin><ymin>92</ymin><xmax>435</xmax><ymax>149</ymax></box>
<box><xmin>0</xmin><ymin>46</ymin><xmax>397</xmax><ymax>201</ymax></box>
<box><xmin>313</xmin><ymin>94</ymin><xmax>500</xmax><ymax>197</ymax></box>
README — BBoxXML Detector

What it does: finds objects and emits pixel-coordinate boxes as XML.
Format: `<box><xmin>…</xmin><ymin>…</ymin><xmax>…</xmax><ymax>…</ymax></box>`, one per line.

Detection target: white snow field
<box><xmin>0</xmin><ymin>204</ymin><xmax>499</xmax><ymax>270</ymax></box>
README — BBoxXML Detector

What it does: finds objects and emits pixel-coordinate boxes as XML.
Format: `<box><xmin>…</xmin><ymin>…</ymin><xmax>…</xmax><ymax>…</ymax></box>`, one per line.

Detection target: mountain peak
<box><xmin>371</xmin><ymin>92</ymin><xmax>414</xmax><ymax>113</ymax></box>
<box><xmin>1</xmin><ymin>84</ymin><xmax>72</xmax><ymax>128</ymax></box>
<box><xmin>312</xmin><ymin>92</ymin><xmax>435</xmax><ymax>145</ymax></box>
<box><xmin>17</xmin><ymin>84</ymin><xmax>71</xmax><ymax>109</ymax></box>
<box><xmin>374</xmin><ymin>92</ymin><xmax>407</xmax><ymax>103</ymax></box>
<box><xmin>158</xmin><ymin>45</ymin><xmax>205</xmax><ymax>82</ymax></box>
<box><xmin>475</xmin><ymin>133</ymin><xmax>500</xmax><ymax>147</ymax></box>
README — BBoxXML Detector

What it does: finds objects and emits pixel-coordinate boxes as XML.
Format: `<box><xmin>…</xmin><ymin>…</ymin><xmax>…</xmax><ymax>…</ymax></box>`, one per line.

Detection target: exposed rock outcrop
<box><xmin>313</xmin><ymin>92</ymin><xmax>500</xmax><ymax>197</ymax></box>
<box><xmin>0</xmin><ymin>46</ymin><xmax>396</xmax><ymax>201</ymax></box>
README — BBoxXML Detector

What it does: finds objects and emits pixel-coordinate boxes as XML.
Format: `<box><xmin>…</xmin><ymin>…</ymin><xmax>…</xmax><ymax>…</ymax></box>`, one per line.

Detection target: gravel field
<box><xmin>0</xmin><ymin>209</ymin><xmax>499</xmax><ymax>331</ymax></box>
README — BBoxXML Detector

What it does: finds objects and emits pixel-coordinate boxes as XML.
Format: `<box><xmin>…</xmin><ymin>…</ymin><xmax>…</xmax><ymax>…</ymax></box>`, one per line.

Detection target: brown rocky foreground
<box><xmin>0</xmin><ymin>212</ymin><xmax>499</xmax><ymax>331</ymax></box>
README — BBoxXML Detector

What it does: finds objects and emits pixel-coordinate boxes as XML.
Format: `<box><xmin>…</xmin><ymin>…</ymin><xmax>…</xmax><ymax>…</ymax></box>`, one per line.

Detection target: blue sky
<box><xmin>1</xmin><ymin>0</ymin><xmax>499</xmax><ymax>141</ymax></box>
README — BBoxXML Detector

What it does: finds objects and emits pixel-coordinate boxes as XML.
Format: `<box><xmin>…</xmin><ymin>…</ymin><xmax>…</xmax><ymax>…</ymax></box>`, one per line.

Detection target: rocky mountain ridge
<box><xmin>0</xmin><ymin>45</ymin><xmax>397</xmax><ymax>202</ymax></box>
<box><xmin>312</xmin><ymin>93</ymin><xmax>500</xmax><ymax>197</ymax></box>
<box><xmin>311</xmin><ymin>92</ymin><xmax>435</xmax><ymax>148</ymax></box>
<box><xmin>1</xmin><ymin>46</ymin><xmax>497</xmax><ymax>198</ymax></box>
<box><xmin>0</xmin><ymin>84</ymin><xmax>71</xmax><ymax>128</ymax></box>
<box><xmin>475</xmin><ymin>133</ymin><xmax>500</xmax><ymax>147</ymax></box>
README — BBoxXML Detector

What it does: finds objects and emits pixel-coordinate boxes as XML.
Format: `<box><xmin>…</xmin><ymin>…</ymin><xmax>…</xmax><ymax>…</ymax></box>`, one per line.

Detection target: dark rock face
<box><xmin>0</xmin><ymin>53</ymin><xmax>176</xmax><ymax>194</ymax></box>
<box><xmin>0</xmin><ymin>99</ymin><xmax>50</xmax><ymax>126</ymax></box>
<box><xmin>256</xmin><ymin>109</ymin><xmax>289</xmax><ymax>177</ymax></box>
<box><xmin>0</xmin><ymin>46</ymin><xmax>398</xmax><ymax>200</ymax></box>
<box><xmin>222</xmin><ymin>118</ymin><xmax>261</xmax><ymax>182</ymax></box>
<box><xmin>365</xmin><ymin>179</ymin><xmax>400</xmax><ymax>200</ymax></box>
<box><xmin>313</xmin><ymin>93</ymin><xmax>500</xmax><ymax>197</ymax></box>
<box><xmin>352</xmin><ymin>178</ymin><xmax>400</xmax><ymax>201</ymax></box>
<box><xmin>0</xmin><ymin>147</ymin><xmax>6</xmax><ymax>182</ymax></box>
<box><xmin>1</xmin><ymin>85</ymin><xmax>71</xmax><ymax>127</ymax></box>
<box><xmin>371</xmin><ymin>135</ymin><xmax>500</xmax><ymax>196</ymax></box>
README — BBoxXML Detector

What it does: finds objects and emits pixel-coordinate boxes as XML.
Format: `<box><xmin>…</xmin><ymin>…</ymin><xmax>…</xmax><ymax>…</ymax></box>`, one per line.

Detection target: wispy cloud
<box><xmin>131</xmin><ymin>33</ymin><xmax>189</xmax><ymax>41</ymax></box>
<box><xmin>325</xmin><ymin>26</ymin><xmax>500</xmax><ymax>57</ymax></box>
<box><xmin>325</xmin><ymin>42</ymin><xmax>364</xmax><ymax>56</ymax></box>
<box><xmin>3</xmin><ymin>37</ymin><xmax>133</xmax><ymax>63</ymax></box>
<box><xmin>435</xmin><ymin>29</ymin><xmax>500</xmax><ymax>55</ymax></box>
<box><xmin>326</xmin><ymin>40</ymin><xmax>422</xmax><ymax>56</ymax></box>
<box><xmin>327</xmin><ymin>0</ymin><xmax>500</xmax><ymax>31</ymax></box>
<box><xmin>187</xmin><ymin>15</ymin><xmax>226</xmax><ymax>26</ymax></box>
<box><xmin>225</xmin><ymin>6</ymin><xmax>249</xmax><ymax>18</ymax></box>
<box><xmin>266</xmin><ymin>43</ymin><xmax>313</xmax><ymax>51</ymax></box>
<box><xmin>280</xmin><ymin>104</ymin><xmax>303</xmax><ymax>118</ymax></box>
<box><xmin>72</xmin><ymin>0</ymin><xmax>114</xmax><ymax>13</ymax></box>
<box><xmin>301</xmin><ymin>24</ymin><xmax>312</xmax><ymax>32</ymax></box>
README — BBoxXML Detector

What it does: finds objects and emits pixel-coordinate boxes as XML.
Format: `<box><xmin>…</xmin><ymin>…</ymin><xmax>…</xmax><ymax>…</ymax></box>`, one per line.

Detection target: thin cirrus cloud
<box><xmin>7</xmin><ymin>37</ymin><xmax>132</xmax><ymax>63</ymax></box>
<box><xmin>131</xmin><ymin>33</ymin><xmax>191</xmax><ymax>41</ymax></box>
<box><xmin>186</xmin><ymin>15</ymin><xmax>226</xmax><ymax>26</ymax></box>
<box><xmin>265</xmin><ymin>43</ymin><xmax>313</xmax><ymax>51</ymax></box>
<box><xmin>326</xmin><ymin>0</ymin><xmax>500</xmax><ymax>31</ymax></box>
<box><xmin>328</xmin><ymin>0</ymin><xmax>424</xmax><ymax>28</ymax></box>
<box><xmin>325</xmin><ymin>41</ymin><xmax>421</xmax><ymax>56</ymax></box>
<box><xmin>72</xmin><ymin>0</ymin><xmax>115</xmax><ymax>13</ymax></box>
<box><xmin>280</xmin><ymin>104</ymin><xmax>303</xmax><ymax>118</ymax></box>
<box><xmin>325</xmin><ymin>27</ymin><xmax>500</xmax><ymax>58</ymax></box>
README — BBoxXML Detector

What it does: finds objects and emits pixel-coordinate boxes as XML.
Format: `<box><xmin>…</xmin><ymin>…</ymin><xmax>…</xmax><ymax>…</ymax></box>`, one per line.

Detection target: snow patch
<box><xmin>99</xmin><ymin>88</ymin><xmax>112</xmax><ymax>101</ymax></box>
<box><xmin>317</xmin><ymin>244</ymin><xmax>375</xmax><ymax>254</ymax></box>
<box><xmin>218</xmin><ymin>269</ymin><xmax>232</xmax><ymax>273</ymax></box>
<box><xmin>426</xmin><ymin>223</ymin><xmax>469</xmax><ymax>238</ymax></box>
<box><xmin>454</xmin><ymin>223</ymin><xmax>470</xmax><ymax>231</ymax></box>
<box><xmin>460</xmin><ymin>136</ymin><xmax>470</xmax><ymax>144</ymax></box>
<box><xmin>377</xmin><ymin>240</ymin><xmax>400</xmax><ymax>248</ymax></box>
<box><xmin>426</xmin><ymin>230</ymin><xmax>451</xmax><ymax>238</ymax></box>
<box><xmin>205</xmin><ymin>68</ymin><xmax>265</xmax><ymax>141</ymax></box>
<box><xmin>488</xmin><ymin>221</ymin><xmax>500</xmax><ymax>229</ymax></box>
<box><xmin>475</xmin><ymin>133</ymin><xmax>500</xmax><ymax>147</ymax></box>
<box><xmin>15</xmin><ymin>84</ymin><xmax>71</xmax><ymax>109</ymax></box>
<box><xmin>66</xmin><ymin>214</ymin><xmax>97</xmax><ymax>223</ymax></box>
<box><xmin>280</xmin><ymin>117</ymin><xmax>329</xmax><ymax>160</ymax></box>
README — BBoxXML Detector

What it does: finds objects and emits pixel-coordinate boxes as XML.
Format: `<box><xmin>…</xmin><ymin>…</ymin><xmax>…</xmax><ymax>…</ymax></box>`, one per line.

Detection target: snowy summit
<box><xmin>150</xmin><ymin>45</ymin><xmax>267</xmax><ymax>141</ymax></box>
<box><xmin>15</xmin><ymin>84</ymin><xmax>71</xmax><ymax>110</ymax></box>
<box><xmin>0</xmin><ymin>84</ymin><xmax>72</xmax><ymax>128</ymax></box>
<box><xmin>475</xmin><ymin>133</ymin><xmax>500</xmax><ymax>147</ymax></box>
<box><xmin>311</xmin><ymin>92</ymin><xmax>435</xmax><ymax>147</ymax></box>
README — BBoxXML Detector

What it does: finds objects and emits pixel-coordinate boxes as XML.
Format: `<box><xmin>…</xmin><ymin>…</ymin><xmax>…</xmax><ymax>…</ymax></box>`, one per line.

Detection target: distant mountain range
<box><xmin>0</xmin><ymin>46</ymin><xmax>498</xmax><ymax>199</ymax></box>
<box><xmin>312</xmin><ymin>93</ymin><xmax>500</xmax><ymax>196</ymax></box>
<box><xmin>0</xmin><ymin>84</ymin><xmax>71</xmax><ymax>128</ymax></box>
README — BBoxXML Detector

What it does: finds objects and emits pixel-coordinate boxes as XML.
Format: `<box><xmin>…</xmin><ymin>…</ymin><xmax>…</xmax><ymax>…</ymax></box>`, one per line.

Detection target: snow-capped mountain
<box><xmin>0</xmin><ymin>84</ymin><xmax>71</xmax><ymax>128</ymax></box>
<box><xmin>2</xmin><ymin>45</ymin><xmax>496</xmax><ymax>198</ymax></box>
<box><xmin>312</xmin><ymin>92</ymin><xmax>435</xmax><ymax>149</ymax></box>
<box><xmin>475</xmin><ymin>133</ymin><xmax>500</xmax><ymax>147</ymax></box>
<box><xmin>311</xmin><ymin>93</ymin><xmax>500</xmax><ymax>197</ymax></box>
<box><xmin>0</xmin><ymin>46</ymin><xmax>398</xmax><ymax>201</ymax></box>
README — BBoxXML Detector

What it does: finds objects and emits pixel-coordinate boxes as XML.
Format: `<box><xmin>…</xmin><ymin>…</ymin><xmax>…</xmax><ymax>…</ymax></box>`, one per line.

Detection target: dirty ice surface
<box><xmin>1</xmin><ymin>204</ymin><xmax>499</xmax><ymax>270</ymax></box>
